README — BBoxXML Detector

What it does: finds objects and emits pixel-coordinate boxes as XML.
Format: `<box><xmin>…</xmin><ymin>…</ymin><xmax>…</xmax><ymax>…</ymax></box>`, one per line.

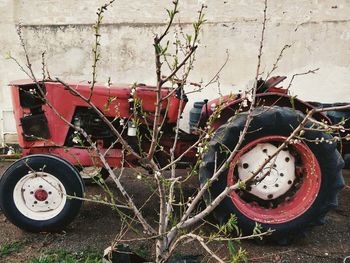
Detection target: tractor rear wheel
<box><xmin>0</xmin><ymin>154</ymin><xmax>84</xmax><ymax>232</ymax></box>
<box><xmin>199</xmin><ymin>106</ymin><xmax>344</xmax><ymax>242</ymax></box>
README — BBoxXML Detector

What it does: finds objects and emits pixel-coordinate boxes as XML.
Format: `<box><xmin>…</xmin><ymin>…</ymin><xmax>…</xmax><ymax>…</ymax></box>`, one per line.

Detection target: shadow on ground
<box><xmin>0</xmin><ymin>161</ymin><xmax>349</xmax><ymax>262</ymax></box>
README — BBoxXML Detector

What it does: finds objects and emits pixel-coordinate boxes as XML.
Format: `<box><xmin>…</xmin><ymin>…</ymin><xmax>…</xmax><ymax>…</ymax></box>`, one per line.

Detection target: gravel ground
<box><xmin>0</xmin><ymin>160</ymin><xmax>349</xmax><ymax>262</ymax></box>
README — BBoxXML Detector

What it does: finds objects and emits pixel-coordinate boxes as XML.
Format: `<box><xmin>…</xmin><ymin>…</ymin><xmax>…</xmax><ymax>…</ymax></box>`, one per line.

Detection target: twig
<box><xmin>41</xmin><ymin>51</ymin><xmax>46</xmax><ymax>80</ymax></box>
<box><xmin>287</xmin><ymin>68</ymin><xmax>319</xmax><ymax>90</ymax></box>
<box><xmin>87</xmin><ymin>0</ymin><xmax>116</xmax><ymax>101</ymax></box>
<box><xmin>265</xmin><ymin>44</ymin><xmax>291</xmax><ymax>79</ymax></box>
<box><xmin>168</xmin><ymin>234</ymin><xmax>225</xmax><ymax>263</ymax></box>
<box><xmin>249</xmin><ymin>249</ymin><xmax>297</xmax><ymax>262</ymax></box>
<box><xmin>204</xmin><ymin>49</ymin><xmax>230</xmax><ymax>88</ymax></box>
<box><xmin>255</xmin><ymin>0</ymin><xmax>268</xmax><ymax>80</ymax></box>
<box><xmin>66</xmin><ymin>194</ymin><xmax>131</xmax><ymax>210</ymax></box>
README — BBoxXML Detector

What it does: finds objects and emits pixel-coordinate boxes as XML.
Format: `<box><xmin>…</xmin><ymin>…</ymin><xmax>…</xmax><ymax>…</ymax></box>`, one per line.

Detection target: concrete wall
<box><xmin>1</xmin><ymin>0</ymin><xmax>350</xmax><ymax>143</ymax></box>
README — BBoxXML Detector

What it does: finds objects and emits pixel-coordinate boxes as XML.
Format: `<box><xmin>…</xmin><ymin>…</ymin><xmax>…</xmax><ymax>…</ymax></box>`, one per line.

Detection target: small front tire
<box><xmin>0</xmin><ymin>154</ymin><xmax>85</xmax><ymax>232</ymax></box>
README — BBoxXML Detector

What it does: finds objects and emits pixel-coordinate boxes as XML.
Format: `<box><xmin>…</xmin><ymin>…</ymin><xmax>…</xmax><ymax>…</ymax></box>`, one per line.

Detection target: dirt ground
<box><xmin>0</xmin><ymin>160</ymin><xmax>349</xmax><ymax>263</ymax></box>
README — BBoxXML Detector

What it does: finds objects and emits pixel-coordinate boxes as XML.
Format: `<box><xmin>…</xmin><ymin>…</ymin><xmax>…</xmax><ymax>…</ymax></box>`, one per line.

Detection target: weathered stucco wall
<box><xmin>0</xmin><ymin>0</ymin><xmax>350</xmax><ymax>143</ymax></box>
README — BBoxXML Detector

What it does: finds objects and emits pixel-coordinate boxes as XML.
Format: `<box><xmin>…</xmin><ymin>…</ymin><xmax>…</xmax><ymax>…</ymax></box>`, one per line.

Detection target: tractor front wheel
<box><xmin>0</xmin><ymin>154</ymin><xmax>84</xmax><ymax>232</ymax></box>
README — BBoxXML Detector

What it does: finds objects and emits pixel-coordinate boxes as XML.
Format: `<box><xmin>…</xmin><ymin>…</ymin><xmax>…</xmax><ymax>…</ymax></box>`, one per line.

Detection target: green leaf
<box><xmin>186</xmin><ymin>34</ymin><xmax>192</xmax><ymax>44</ymax></box>
<box><xmin>289</xmin><ymin>95</ymin><xmax>296</xmax><ymax>110</ymax></box>
<box><xmin>227</xmin><ymin>240</ymin><xmax>236</xmax><ymax>256</ymax></box>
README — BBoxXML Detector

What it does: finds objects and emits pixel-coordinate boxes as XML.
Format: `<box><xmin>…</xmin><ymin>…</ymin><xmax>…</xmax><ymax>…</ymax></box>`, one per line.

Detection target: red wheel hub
<box><xmin>227</xmin><ymin>136</ymin><xmax>321</xmax><ymax>224</ymax></box>
<box><xmin>34</xmin><ymin>189</ymin><xmax>48</xmax><ymax>201</ymax></box>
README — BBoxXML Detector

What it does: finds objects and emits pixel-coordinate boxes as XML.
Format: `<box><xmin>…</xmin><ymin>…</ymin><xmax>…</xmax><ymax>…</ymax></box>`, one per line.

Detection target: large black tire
<box><xmin>343</xmin><ymin>153</ymin><xmax>350</xmax><ymax>169</ymax></box>
<box><xmin>0</xmin><ymin>154</ymin><xmax>85</xmax><ymax>232</ymax></box>
<box><xmin>199</xmin><ymin>106</ymin><xmax>345</xmax><ymax>242</ymax></box>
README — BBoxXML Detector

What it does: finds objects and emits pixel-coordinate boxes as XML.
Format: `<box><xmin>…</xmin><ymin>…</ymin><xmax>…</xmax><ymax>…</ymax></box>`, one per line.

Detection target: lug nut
<box><xmin>285</xmin><ymin>157</ymin><xmax>290</xmax><ymax>162</ymax></box>
<box><xmin>243</xmin><ymin>163</ymin><xmax>249</xmax><ymax>169</ymax></box>
<box><xmin>268</xmin><ymin>194</ymin><xmax>273</xmax><ymax>199</ymax></box>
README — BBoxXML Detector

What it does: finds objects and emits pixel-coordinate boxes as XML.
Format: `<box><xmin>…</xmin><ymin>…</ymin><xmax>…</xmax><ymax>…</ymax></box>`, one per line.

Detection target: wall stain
<box><xmin>21</xmin><ymin>19</ymin><xmax>350</xmax><ymax>33</ymax></box>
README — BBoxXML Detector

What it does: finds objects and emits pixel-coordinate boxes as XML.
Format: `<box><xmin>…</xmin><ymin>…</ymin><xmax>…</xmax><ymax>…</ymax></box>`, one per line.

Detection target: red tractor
<box><xmin>0</xmin><ymin>76</ymin><xmax>347</xmax><ymax>242</ymax></box>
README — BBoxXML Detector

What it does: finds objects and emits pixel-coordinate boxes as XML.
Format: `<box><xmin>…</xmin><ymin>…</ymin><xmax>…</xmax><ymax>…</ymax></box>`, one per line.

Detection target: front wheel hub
<box><xmin>13</xmin><ymin>172</ymin><xmax>67</xmax><ymax>220</ymax></box>
<box><xmin>34</xmin><ymin>189</ymin><xmax>48</xmax><ymax>201</ymax></box>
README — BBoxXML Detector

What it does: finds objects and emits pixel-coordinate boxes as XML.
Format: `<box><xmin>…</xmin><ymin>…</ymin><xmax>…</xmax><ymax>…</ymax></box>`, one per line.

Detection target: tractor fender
<box><xmin>198</xmin><ymin>93</ymin><xmax>331</xmax><ymax>130</ymax></box>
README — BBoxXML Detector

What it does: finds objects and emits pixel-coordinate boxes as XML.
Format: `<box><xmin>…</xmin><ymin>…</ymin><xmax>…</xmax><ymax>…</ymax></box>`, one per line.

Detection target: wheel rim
<box><xmin>13</xmin><ymin>172</ymin><xmax>67</xmax><ymax>220</ymax></box>
<box><xmin>227</xmin><ymin>136</ymin><xmax>321</xmax><ymax>224</ymax></box>
<box><xmin>79</xmin><ymin>167</ymin><xmax>103</xmax><ymax>180</ymax></box>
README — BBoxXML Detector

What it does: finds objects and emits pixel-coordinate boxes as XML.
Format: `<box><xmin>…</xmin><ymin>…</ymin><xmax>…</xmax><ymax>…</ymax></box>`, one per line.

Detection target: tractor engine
<box><xmin>65</xmin><ymin>107</ymin><xmax>118</xmax><ymax>147</ymax></box>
